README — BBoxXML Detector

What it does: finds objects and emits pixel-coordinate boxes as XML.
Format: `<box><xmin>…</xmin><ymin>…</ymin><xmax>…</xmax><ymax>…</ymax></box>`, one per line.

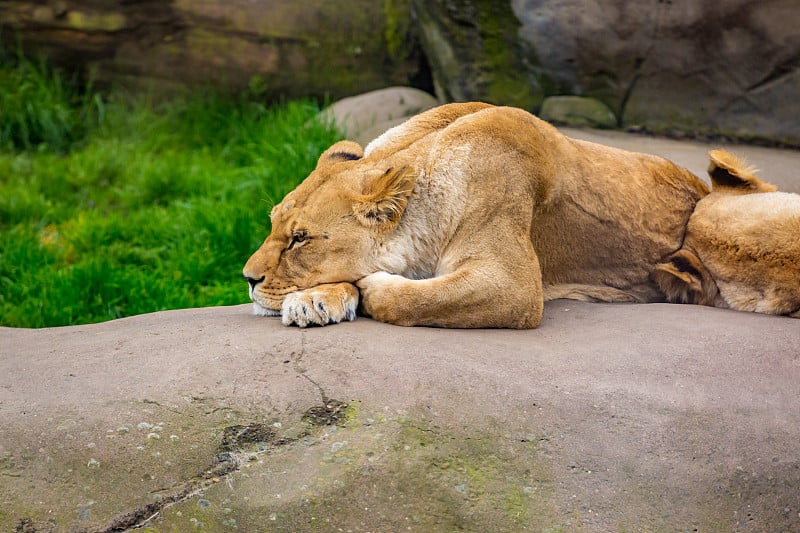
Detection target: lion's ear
<box><xmin>653</xmin><ymin>249</ymin><xmax>719</xmax><ymax>306</ymax></box>
<box><xmin>353</xmin><ymin>167</ymin><xmax>416</xmax><ymax>230</ymax></box>
<box><xmin>316</xmin><ymin>141</ymin><xmax>364</xmax><ymax>169</ymax></box>
<box><xmin>707</xmin><ymin>149</ymin><xmax>776</xmax><ymax>194</ymax></box>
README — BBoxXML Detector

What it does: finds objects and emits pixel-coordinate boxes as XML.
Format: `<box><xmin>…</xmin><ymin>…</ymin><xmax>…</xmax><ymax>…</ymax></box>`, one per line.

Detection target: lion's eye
<box><xmin>288</xmin><ymin>230</ymin><xmax>308</xmax><ymax>250</ymax></box>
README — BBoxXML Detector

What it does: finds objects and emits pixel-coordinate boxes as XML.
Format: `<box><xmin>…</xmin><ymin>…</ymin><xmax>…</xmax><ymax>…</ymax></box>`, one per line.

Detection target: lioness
<box><xmin>654</xmin><ymin>150</ymin><xmax>800</xmax><ymax>317</ymax></box>
<box><xmin>243</xmin><ymin>102</ymin><xmax>711</xmax><ymax>328</ymax></box>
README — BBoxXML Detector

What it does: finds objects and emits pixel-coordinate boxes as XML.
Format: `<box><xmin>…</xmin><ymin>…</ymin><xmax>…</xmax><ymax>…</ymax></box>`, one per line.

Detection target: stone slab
<box><xmin>1</xmin><ymin>130</ymin><xmax>799</xmax><ymax>532</ymax></box>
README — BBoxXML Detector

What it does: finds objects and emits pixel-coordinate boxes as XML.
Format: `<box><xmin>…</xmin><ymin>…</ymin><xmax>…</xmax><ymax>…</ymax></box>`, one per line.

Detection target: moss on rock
<box><xmin>540</xmin><ymin>96</ymin><xmax>618</xmax><ymax>128</ymax></box>
<box><xmin>147</xmin><ymin>405</ymin><xmax>561</xmax><ymax>532</ymax></box>
<box><xmin>65</xmin><ymin>11</ymin><xmax>127</xmax><ymax>32</ymax></box>
<box><xmin>384</xmin><ymin>0</ymin><xmax>414</xmax><ymax>62</ymax></box>
<box><xmin>412</xmin><ymin>0</ymin><xmax>543</xmax><ymax>110</ymax></box>
<box><xmin>473</xmin><ymin>0</ymin><xmax>542</xmax><ymax>109</ymax></box>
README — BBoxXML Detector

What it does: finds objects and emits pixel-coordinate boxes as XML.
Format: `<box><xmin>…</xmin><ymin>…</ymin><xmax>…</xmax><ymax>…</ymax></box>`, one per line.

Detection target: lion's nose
<box><xmin>244</xmin><ymin>275</ymin><xmax>265</xmax><ymax>290</ymax></box>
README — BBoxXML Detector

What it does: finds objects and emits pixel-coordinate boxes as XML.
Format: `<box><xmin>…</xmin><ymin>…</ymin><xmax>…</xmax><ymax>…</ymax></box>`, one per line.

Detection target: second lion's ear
<box><xmin>653</xmin><ymin>249</ymin><xmax>719</xmax><ymax>306</ymax></box>
<box><xmin>707</xmin><ymin>149</ymin><xmax>776</xmax><ymax>194</ymax></box>
<box><xmin>316</xmin><ymin>141</ymin><xmax>364</xmax><ymax>169</ymax></box>
<box><xmin>353</xmin><ymin>167</ymin><xmax>416</xmax><ymax>231</ymax></box>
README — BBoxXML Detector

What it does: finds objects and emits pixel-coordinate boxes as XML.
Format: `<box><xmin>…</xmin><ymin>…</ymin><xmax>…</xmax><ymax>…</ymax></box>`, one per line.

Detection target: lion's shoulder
<box><xmin>364</xmin><ymin>102</ymin><xmax>493</xmax><ymax>159</ymax></box>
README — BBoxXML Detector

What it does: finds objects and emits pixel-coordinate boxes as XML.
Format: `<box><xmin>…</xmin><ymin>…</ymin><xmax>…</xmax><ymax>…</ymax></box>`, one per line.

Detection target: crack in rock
<box><xmin>93</xmin><ymin>400</ymin><xmax>349</xmax><ymax>532</ymax></box>
<box><xmin>291</xmin><ymin>331</ymin><xmax>332</xmax><ymax>404</ymax></box>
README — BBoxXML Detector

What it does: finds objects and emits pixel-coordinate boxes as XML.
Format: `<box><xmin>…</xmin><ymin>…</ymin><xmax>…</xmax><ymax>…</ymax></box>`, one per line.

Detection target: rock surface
<box><xmin>2</xmin><ymin>301</ymin><xmax>799</xmax><ymax>532</ymax></box>
<box><xmin>2</xmin><ymin>131</ymin><xmax>800</xmax><ymax>532</ymax></box>
<box><xmin>511</xmin><ymin>0</ymin><xmax>800</xmax><ymax>143</ymax></box>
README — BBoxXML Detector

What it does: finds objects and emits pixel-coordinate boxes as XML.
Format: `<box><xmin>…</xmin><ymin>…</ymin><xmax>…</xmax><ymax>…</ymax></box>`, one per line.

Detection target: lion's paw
<box><xmin>356</xmin><ymin>272</ymin><xmax>405</xmax><ymax>322</ymax></box>
<box><xmin>281</xmin><ymin>283</ymin><xmax>359</xmax><ymax>327</ymax></box>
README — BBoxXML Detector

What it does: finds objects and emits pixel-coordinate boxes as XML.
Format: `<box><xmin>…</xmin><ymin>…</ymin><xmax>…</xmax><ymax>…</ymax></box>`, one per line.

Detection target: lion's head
<box><xmin>654</xmin><ymin>149</ymin><xmax>800</xmax><ymax>317</ymax></box>
<box><xmin>242</xmin><ymin>140</ymin><xmax>415</xmax><ymax>315</ymax></box>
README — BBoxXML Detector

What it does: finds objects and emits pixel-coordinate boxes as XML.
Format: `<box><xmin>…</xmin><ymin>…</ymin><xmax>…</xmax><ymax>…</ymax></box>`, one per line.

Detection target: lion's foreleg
<box><xmin>356</xmin><ymin>256</ymin><xmax>544</xmax><ymax>329</ymax></box>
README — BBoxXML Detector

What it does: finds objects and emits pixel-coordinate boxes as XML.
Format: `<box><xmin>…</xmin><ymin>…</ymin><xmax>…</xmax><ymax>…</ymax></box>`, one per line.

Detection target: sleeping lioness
<box><xmin>654</xmin><ymin>150</ymin><xmax>800</xmax><ymax>317</ymax></box>
<box><xmin>243</xmin><ymin>102</ymin><xmax>715</xmax><ymax>328</ymax></box>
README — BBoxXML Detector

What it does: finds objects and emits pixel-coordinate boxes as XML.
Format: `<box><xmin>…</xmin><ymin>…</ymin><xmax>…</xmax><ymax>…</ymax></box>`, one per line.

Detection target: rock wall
<box><xmin>2</xmin><ymin>0</ymin><xmax>798</xmax><ymax>143</ymax></box>
<box><xmin>0</xmin><ymin>0</ymin><xmax>428</xmax><ymax>99</ymax></box>
<box><xmin>411</xmin><ymin>0</ymin><xmax>541</xmax><ymax>111</ymax></box>
<box><xmin>510</xmin><ymin>0</ymin><xmax>800</xmax><ymax>143</ymax></box>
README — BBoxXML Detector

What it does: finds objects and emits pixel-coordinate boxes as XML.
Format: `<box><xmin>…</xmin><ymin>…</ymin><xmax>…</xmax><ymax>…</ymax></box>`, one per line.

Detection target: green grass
<box><xmin>0</xmin><ymin>55</ymin><xmax>342</xmax><ymax>328</ymax></box>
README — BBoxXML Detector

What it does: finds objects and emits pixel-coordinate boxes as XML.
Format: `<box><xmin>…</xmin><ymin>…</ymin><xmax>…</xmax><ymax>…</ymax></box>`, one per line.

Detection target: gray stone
<box><xmin>2</xmin><ymin>130</ymin><xmax>800</xmax><ymax>531</ymax></box>
<box><xmin>319</xmin><ymin>87</ymin><xmax>439</xmax><ymax>145</ymax></box>
<box><xmin>539</xmin><ymin>96</ymin><xmax>617</xmax><ymax>129</ymax></box>
<box><xmin>511</xmin><ymin>0</ymin><xmax>800</xmax><ymax>144</ymax></box>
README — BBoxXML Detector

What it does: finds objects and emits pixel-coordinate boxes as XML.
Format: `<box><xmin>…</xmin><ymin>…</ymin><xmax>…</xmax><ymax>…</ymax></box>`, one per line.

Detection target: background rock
<box><xmin>539</xmin><ymin>96</ymin><xmax>618</xmax><ymax>129</ymax></box>
<box><xmin>510</xmin><ymin>0</ymin><xmax>800</xmax><ymax>144</ymax></box>
<box><xmin>0</xmin><ymin>0</ymin><xmax>430</xmax><ymax>99</ymax></box>
<box><xmin>2</xmin><ymin>0</ymin><xmax>798</xmax><ymax>143</ymax></box>
<box><xmin>415</xmin><ymin>0</ymin><xmax>800</xmax><ymax>144</ymax></box>
<box><xmin>319</xmin><ymin>86</ymin><xmax>439</xmax><ymax>145</ymax></box>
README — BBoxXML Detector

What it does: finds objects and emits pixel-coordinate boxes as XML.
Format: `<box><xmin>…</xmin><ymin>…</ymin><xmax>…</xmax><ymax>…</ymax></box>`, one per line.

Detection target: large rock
<box><xmin>1</xmin><ymin>132</ymin><xmax>800</xmax><ymax>531</ymax></box>
<box><xmin>414</xmin><ymin>0</ymin><xmax>800</xmax><ymax>144</ymax></box>
<box><xmin>2</xmin><ymin>300</ymin><xmax>800</xmax><ymax>532</ymax></box>
<box><xmin>511</xmin><ymin>0</ymin><xmax>800</xmax><ymax>144</ymax></box>
<box><xmin>0</xmin><ymin>0</ymin><xmax>427</xmax><ymax>98</ymax></box>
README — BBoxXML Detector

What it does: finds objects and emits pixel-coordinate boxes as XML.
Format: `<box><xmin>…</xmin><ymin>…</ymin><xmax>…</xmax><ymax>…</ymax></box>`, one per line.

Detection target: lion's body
<box><xmin>529</xmin><ymin>137</ymin><xmax>707</xmax><ymax>303</ymax></box>
<box><xmin>244</xmin><ymin>102</ymin><xmax>713</xmax><ymax>328</ymax></box>
<box><xmin>365</xmin><ymin>104</ymin><xmax>708</xmax><ymax>306</ymax></box>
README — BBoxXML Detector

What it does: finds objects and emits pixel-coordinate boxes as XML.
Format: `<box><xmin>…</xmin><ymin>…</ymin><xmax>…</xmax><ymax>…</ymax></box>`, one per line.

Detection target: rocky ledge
<box><xmin>2</xmin><ymin>131</ymin><xmax>800</xmax><ymax>532</ymax></box>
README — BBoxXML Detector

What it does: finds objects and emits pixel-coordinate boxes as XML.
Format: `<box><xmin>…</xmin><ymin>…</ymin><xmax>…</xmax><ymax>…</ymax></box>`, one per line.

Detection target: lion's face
<box><xmin>242</xmin><ymin>141</ymin><xmax>415</xmax><ymax>315</ymax></box>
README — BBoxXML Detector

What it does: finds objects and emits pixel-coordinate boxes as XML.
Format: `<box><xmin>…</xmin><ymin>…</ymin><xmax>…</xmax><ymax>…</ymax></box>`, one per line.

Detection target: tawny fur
<box><xmin>244</xmin><ymin>102</ymin><xmax>713</xmax><ymax>328</ymax></box>
<box><xmin>654</xmin><ymin>151</ymin><xmax>800</xmax><ymax>318</ymax></box>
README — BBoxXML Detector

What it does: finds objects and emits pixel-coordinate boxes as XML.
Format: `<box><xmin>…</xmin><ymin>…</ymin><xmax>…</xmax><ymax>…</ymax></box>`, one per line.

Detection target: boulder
<box><xmin>319</xmin><ymin>86</ymin><xmax>439</xmax><ymax>145</ymax></box>
<box><xmin>539</xmin><ymin>96</ymin><xmax>618</xmax><ymax>129</ymax></box>
<box><xmin>415</xmin><ymin>0</ymin><xmax>800</xmax><ymax>144</ymax></box>
<box><xmin>2</xmin><ymin>130</ymin><xmax>800</xmax><ymax>532</ymax></box>
<box><xmin>510</xmin><ymin>0</ymin><xmax>800</xmax><ymax>144</ymax></box>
